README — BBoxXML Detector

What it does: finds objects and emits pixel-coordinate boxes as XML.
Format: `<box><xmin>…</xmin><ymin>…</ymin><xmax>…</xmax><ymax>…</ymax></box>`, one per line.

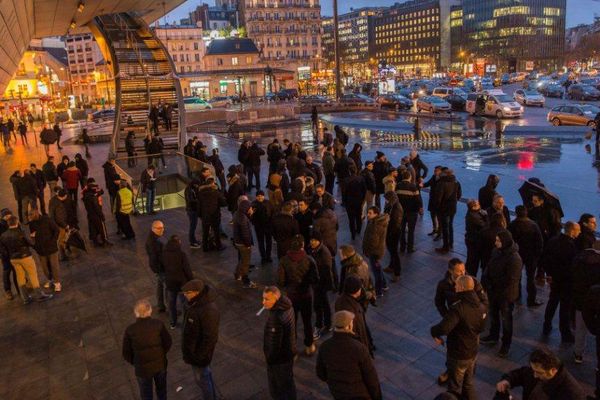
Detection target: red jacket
<box><xmin>62</xmin><ymin>167</ymin><xmax>82</xmax><ymax>189</ymax></box>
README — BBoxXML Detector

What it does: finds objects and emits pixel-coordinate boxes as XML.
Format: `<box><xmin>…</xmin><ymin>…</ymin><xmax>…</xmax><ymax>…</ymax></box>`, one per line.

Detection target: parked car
<box><xmin>276</xmin><ymin>89</ymin><xmax>299</xmax><ymax>100</ymax></box>
<box><xmin>416</xmin><ymin>96</ymin><xmax>451</xmax><ymax>113</ymax></box>
<box><xmin>547</xmin><ymin>104</ymin><xmax>599</xmax><ymax>127</ymax></box>
<box><xmin>501</xmin><ymin>73</ymin><xmax>511</xmax><ymax>84</ymax></box>
<box><xmin>299</xmin><ymin>95</ymin><xmax>331</xmax><ymax>105</ymax></box>
<box><xmin>567</xmin><ymin>84</ymin><xmax>600</xmax><ymax>100</ymax></box>
<box><xmin>466</xmin><ymin>90</ymin><xmax>523</xmax><ymax>118</ymax></box>
<box><xmin>539</xmin><ymin>83</ymin><xmax>564</xmax><ymax>98</ymax></box>
<box><xmin>481</xmin><ymin>77</ymin><xmax>493</xmax><ymax>87</ymax></box>
<box><xmin>91</xmin><ymin>109</ymin><xmax>115</xmax><ymax>122</ymax></box>
<box><xmin>340</xmin><ymin>93</ymin><xmax>375</xmax><ymax>104</ymax></box>
<box><xmin>376</xmin><ymin>94</ymin><xmax>413</xmax><ymax>110</ymax></box>
<box><xmin>432</xmin><ymin>87</ymin><xmax>467</xmax><ymax>99</ymax></box>
<box><xmin>513</xmin><ymin>89</ymin><xmax>545</xmax><ymax>107</ymax></box>
<box><xmin>208</xmin><ymin>96</ymin><xmax>233</xmax><ymax>108</ymax></box>
<box><xmin>579</xmin><ymin>78</ymin><xmax>600</xmax><ymax>90</ymax></box>
<box><xmin>183</xmin><ymin>97</ymin><xmax>212</xmax><ymax>110</ymax></box>
<box><xmin>445</xmin><ymin>93</ymin><xmax>467</xmax><ymax>111</ymax></box>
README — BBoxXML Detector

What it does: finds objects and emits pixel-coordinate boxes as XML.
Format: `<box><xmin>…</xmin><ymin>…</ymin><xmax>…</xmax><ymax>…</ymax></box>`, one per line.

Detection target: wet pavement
<box><xmin>0</xmin><ymin>122</ymin><xmax>598</xmax><ymax>400</ymax></box>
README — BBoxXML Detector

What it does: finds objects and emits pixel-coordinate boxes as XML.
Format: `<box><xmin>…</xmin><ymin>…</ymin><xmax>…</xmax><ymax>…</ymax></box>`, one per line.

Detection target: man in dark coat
<box><xmin>247</xmin><ymin>142</ymin><xmax>265</xmax><ymax>190</ymax></box>
<box><xmin>102</xmin><ymin>157</ymin><xmax>120</xmax><ymax>208</ymax></box>
<box><xmin>529</xmin><ymin>193</ymin><xmax>562</xmax><ymax>282</ymax></box>
<box><xmin>0</xmin><ymin>209</ymin><xmax>19</xmax><ymax>300</ymax></box>
<box><xmin>29</xmin><ymin>164</ymin><xmax>46</xmax><ymax>215</ymax></box>
<box><xmin>278</xmin><ymin>235</ymin><xmax>319</xmax><ymax>355</ymax></box>
<box><xmin>161</xmin><ymin>235</ymin><xmax>193</xmax><ymax>328</ymax></box>
<box><xmin>383</xmin><ymin>191</ymin><xmax>403</xmax><ymax>281</ymax></box>
<box><xmin>233</xmin><ymin>199</ymin><xmax>256</xmax><ymax>288</ymax></box>
<box><xmin>481</xmin><ymin>230</ymin><xmax>522</xmax><ymax>357</ymax></box>
<box><xmin>345</xmin><ymin>164</ymin><xmax>367</xmax><ymax>240</ymax></box>
<box><xmin>184</xmin><ymin>180</ymin><xmax>201</xmax><ymax>249</ymax></box>
<box><xmin>409</xmin><ymin>149</ymin><xmax>428</xmax><ymax>181</ymax></box>
<box><xmin>495</xmin><ymin>348</ymin><xmax>586</xmax><ymax>400</ymax></box>
<box><xmin>42</xmin><ymin>156</ymin><xmax>59</xmax><ymax>195</ymax></box>
<box><xmin>583</xmin><ymin>284</ymin><xmax>600</xmax><ymax>399</ymax></box>
<box><xmin>262</xmin><ymin>286</ymin><xmax>297</xmax><ymax>400</ymax></box>
<box><xmin>433</xmin><ymin>168</ymin><xmax>461</xmax><ymax>253</ymax></box>
<box><xmin>478</xmin><ymin>174</ymin><xmax>499</xmax><ymax>210</ymax></box>
<box><xmin>486</xmin><ymin>194</ymin><xmax>511</xmax><ymax>227</ymax></box>
<box><xmin>509</xmin><ymin>205</ymin><xmax>544</xmax><ymax>307</ymax></box>
<box><xmin>464</xmin><ymin>199</ymin><xmax>488</xmax><ymax>277</ymax></box>
<box><xmin>542</xmin><ymin>222</ymin><xmax>580</xmax><ymax>342</ymax></box>
<box><xmin>198</xmin><ymin>178</ymin><xmax>227</xmax><ymax>252</ymax></box>
<box><xmin>422</xmin><ymin>165</ymin><xmax>442</xmax><ymax>237</ymax></box>
<box><xmin>573</xmin><ymin>248</ymin><xmax>600</xmax><ymax>365</ymax></box>
<box><xmin>181</xmin><ymin>279</ymin><xmax>220</xmax><ymax>400</ymax></box>
<box><xmin>251</xmin><ymin>190</ymin><xmax>274</xmax><ymax>264</ymax></box>
<box><xmin>267</xmin><ymin>140</ymin><xmax>285</xmax><ymax>174</ymax></box>
<box><xmin>333</xmin><ymin>148</ymin><xmax>355</xmax><ymax>206</ymax></box>
<box><xmin>396</xmin><ymin>169</ymin><xmax>423</xmax><ymax>253</ymax></box>
<box><xmin>145</xmin><ymin>221</ymin><xmax>166</xmax><ymax>312</ymax></box>
<box><xmin>28</xmin><ymin>209</ymin><xmax>61</xmax><ymax>291</ymax></box>
<box><xmin>335</xmin><ymin>276</ymin><xmax>373</xmax><ymax>356</ymax></box>
<box><xmin>309</xmin><ymin>231</ymin><xmax>334</xmax><ymax>337</ymax></box>
<box><xmin>576</xmin><ymin>213</ymin><xmax>597</xmax><ymax>252</ymax></box>
<box><xmin>431</xmin><ymin>275</ymin><xmax>487</xmax><ymax>400</ymax></box>
<box><xmin>295</xmin><ymin>199</ymin><xmax>313</xmax><ymax>247</ymax></box>
<box><xmin>373</xmin><ymin>151</ymin><xmax>392</xmax><ymax>208</ymax></box>
<box><xmin>122</xmin><ymin>299</ymin><xmax>172</xmax><ymax>400</ymax></box>
<box><xmin>48</xmin><ymin>189</ymin><xmax>77</xmax><ymax>260</ymax></box>
<box><xmin>311</xmin><ymin>203</ymin><xmax>339</xmax><ymax>282</ymax></box>
<box><xmin>312</xmin><ymin>184</ymin><xmax>335</xmax><ymax>210</ymax></box>
<box><xmin>316</xmin><ymin>310</ymin><xmax>382</xmax><ymax>400</ymax></box>
<box><xmin>362</xmin><ymin>207</ymin><xmax>389</xmax><ymax>297</ymax></box>
<box><xmin>271</xmin><ymin>202</ymin><xmax>300</xmax><ymax>260</ymax></box>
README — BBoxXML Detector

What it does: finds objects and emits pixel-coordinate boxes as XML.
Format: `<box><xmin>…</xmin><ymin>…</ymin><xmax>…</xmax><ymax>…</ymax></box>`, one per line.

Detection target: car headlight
<box><xmin>520</xmin><ymin>106</ymin><xmax>524</xmax><ymax>112</ymax></box>
<box><xmin>503</xmin><ymin>107</ymin><xmax>510</xmax><ymax>112</ymax></box>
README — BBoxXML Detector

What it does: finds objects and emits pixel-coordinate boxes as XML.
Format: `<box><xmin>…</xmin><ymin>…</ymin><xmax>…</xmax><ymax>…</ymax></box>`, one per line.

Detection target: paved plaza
<box><xmin>0</xmin><ymin>121</ymin><xmax>598</xmax><ymax>400</ymax></box>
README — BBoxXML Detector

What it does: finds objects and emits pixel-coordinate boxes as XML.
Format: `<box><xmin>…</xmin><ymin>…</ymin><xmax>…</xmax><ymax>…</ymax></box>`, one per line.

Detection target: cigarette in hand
<box><xmin>256</xmin><ymin>307</ymin><xmax>265</xmax><ymax>316</ymax></box>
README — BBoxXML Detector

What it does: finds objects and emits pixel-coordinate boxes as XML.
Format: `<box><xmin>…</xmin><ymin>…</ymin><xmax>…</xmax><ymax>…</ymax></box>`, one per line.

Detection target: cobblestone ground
<box><xmin>0</xmin><ymin>124</ymin><xmax>596</xmax><ymax>400</ymax></box>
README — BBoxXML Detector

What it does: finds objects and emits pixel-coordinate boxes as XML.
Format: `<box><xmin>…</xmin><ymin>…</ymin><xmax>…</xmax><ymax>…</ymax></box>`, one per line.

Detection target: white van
<box><xmin>466</xmin><ymin>90</ymin><xmax>523</xmax><ymax>118</ymax></box>
<box><xmin>432</xmin><ymin>87</ymin><xmax>467</xmax><ymax>99</ymax></box>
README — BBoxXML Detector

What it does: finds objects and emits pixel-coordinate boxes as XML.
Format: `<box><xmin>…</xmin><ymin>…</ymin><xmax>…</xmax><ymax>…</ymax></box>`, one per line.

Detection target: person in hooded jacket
<box><xmin>262</xmin><ymin>286</ymin><xmax>297</xmax><ymax>400</ymax></box>
<box><xmin>28</xmin><ymin>209</ymin><xmax>61</xmax><ymax>292</ymax></box>
<box><xmin>74</xmin><ymin>153</ymin><xmax>89</xmax><ymax>189</ymax></box>
<box><xmin>433</xmin><ymin>168</ymin><xmax>462</xmax><ymax>253</ymax></box>
<box><xmin>181</xmin><ymin>279</ymin><xmax>220</xmax><ymax>399</ymax></box>
<box><xmin>199</xmin><ymin>178</ymin><xmax>227</xmax><ymax>252</ymax></box>
<box><xmin>102</xmin><ymin>157</ymin><xmax>120</xmax><ymax>208</ymax></box>
<box><xmin>311</xmin><ymin>203</ymin><xmax>339</xmax><ymax>282</ymax></box>
<box><xmin>381</xmin><ymin>191</ymin><xmax>403</xmax><ymax>282</ymax></box>
<box><xmin>334</xmin><ymin>125</ymin><xmax>349</xmax><ymax>146</ymax></box>
<box><xmin>161</xmin><ymin>235</ymin><xmax>193</xmax><ymax>328</ymax></box>
<box><xmin>226</xmin><ymin>165</ymin><xmax>244</xmax><ymax>214</ymax></box>
<box><xmin>271</xmin><ymin>202</ymin><xmax>300</xmax><ymax>260</ymax></box>
<box><xmin>308</xmin><ymin>230</ymin><xmax>334</xmax><ymax>338</ymax></box>
<box><xmin>348</xmin><ymin>143</ymin><xmax>363</xmax><ymax>171</ymax></box>
<box><xmin>373</xmin><ymin>152</ymin><xmax>392</xmax><ymax>208</ymax></box>
<box><xmin>479</xmin><ymin>213</ymin><xmax>507</xmax><ymax>273</ymax></box>
<box><xmin>335</xmin><ymin>276</ymin><xmax>374</xmax><ymax>357</ymax></box>
<box><xmin>338</xmin><ymin>245</ymin><xmax>376</xmax><ymax>308</ymax></box>
<box><xmin>478</xmin><ymin>174</ymin><xmax>500</xmax><ymax>210</ymax></box>
<box><xmin>576</xmin><ymin>213</ymin><xmax>597</xmax><ymax>252</ymax></box>
<box><xmin>509</xmin><ymin>206</ymin><xmax>544</xmax><ymax>307</ymax></box>
<box><xmin>481</xmin><ymin>230</ymin><xmax>523</xmax><ymax>357</ymax></box>
<box><xmin>582</xmin><ymin>284</ymin><xmax>600</xmax><ymax>399</ymax></box>
<box><xmin>572</xmin><ymin>247</ymin><xmax>600</xmax><ymax>365</ymax></box>
<box><xmin>82</xmin><ymin>179</ymin><xmax>109</xmax><ymax>246</ymax></box>
<box><xmin>345</xmin><ymin>163</ymin><xmax>367</xmax><ymax>240</ymax></box>
<box><xmin>495</xmin><ymin>348</ymin><xmax>586</xmax><ymax>400</ymax></box>
<box><xmin>247</xmin><ymin>142</ymin><xmax>265</xmax><ymax>191</ymax></box>
<box><xmin>464</xmin><ymin>200</ymin><xmax>488</xmax><ymax>278</ymax></box>
<box><xmin>233</xmin><ymin>199</ymin><xmax>257</xmax><ymax>288</ymax></box>
<box><xmin>423</xmin><ymin>165</ymin><xmax>442</xmax><ymax>238</ymax></box>
<box><xmin>409</xmin><ymin>149</ymin><xmax>429</xmax><ymax>181</ymax></box>
<box><xmin>251</xmin><ymin>190</ymin><xmax>274</xmax><ymax>264</ymax></box>
<box><xmin>362</xmin><ymin>206</ymin><xmax>389</xmax><ymax>297</ymax></box>
<box><xmin>333</xmin><ymin>148</ymin><xmax>355</xmax><ymax>206</ymax></box>
<box><xmin>396</xmin><ymin>169</ymin><xmax>423</xmax><ymax>253</ymax></box>
<box><xmin>278</xmin><ymin>234</ymin><xmax>319</xmax><ymax>356</ymax></box>
<box><xmin>49</xmin><ymin>189</ymin><xmax>77</xmax><ymax>260</ymax></box>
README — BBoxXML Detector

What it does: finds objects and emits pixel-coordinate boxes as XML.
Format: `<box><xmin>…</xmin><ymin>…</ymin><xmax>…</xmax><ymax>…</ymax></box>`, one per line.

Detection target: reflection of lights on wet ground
<box><xmin>517</xmin><ymin>151</ymin><xmax>535</xmax><ymax>170</ymax></box>
<box><xmin>465</xmin><ymin>154</ymin><xmax>482</xmax><ymax>171</ymax></box>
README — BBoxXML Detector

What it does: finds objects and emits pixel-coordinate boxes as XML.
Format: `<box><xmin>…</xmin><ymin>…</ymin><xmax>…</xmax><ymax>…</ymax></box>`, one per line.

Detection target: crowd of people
<box><xmin>0</xmin><ymin>121</ymin><xmax>599</xmax><ymax>400</ymax></box>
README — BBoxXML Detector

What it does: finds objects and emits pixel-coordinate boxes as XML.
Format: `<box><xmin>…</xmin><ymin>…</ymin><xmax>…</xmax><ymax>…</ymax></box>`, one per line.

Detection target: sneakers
<box><xmin>480</xmin><ymin>335</ymin><xmax>499</xmax><ymax>345</ymax></box>
<box><xmin>233</xmin><ymin>273</ymin><xmax>242</xmax><ymax>281</ymax></box>
<box><xmin>574</xmin><ymin>353</ymin><xmax>583</xmax><ymax>364</ymax></box>
<box><xmin>313</xmin><ymin>327</ymin><xmax>321</xmax><ymax>340</ymax></box>
<box><xmin>54</xmin><ymin>282</ymin><xmax>62</xmax><ymax>292</ymax></box>
<box><xmin>382</xmin><ymin>285</ymin><xmax>390</xmax><ymax>292</ymax></box>
<box><xmin>169</xmin><ymin>323</ymin><xmax>176</xmax><ymax>330</ymax></box>
<box><xmin>35</xmin><ymin>292</ymin><xmax>53</xmax><ymax>302</ymax></box>
<box><xmin>243</xmin><ymin>281</ymin><xmax>257</xmax><ymax>289</ymax></box>
<box><xmin>305</xmin><ymin>344</ymin><xmax>317</xmax><ymax>356</ymax></box>
<box><xmin>190</xmin><ymin>242</ymin><xmax>202</xmax><ymax>249</ymax></box>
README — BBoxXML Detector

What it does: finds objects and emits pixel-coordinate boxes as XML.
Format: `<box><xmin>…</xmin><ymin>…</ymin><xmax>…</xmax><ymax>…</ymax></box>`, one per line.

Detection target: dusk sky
<box><xmin>163</xmin><ymin>0</ymin><xmax>600</xmax><ymax>28</ymax></box>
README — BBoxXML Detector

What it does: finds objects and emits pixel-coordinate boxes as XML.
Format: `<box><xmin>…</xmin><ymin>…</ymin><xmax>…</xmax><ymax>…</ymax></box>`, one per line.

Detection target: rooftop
<box><xmin>205</xmin><ymin>38</ymin><xmax>259</xmax><ymax>55</ymax></box>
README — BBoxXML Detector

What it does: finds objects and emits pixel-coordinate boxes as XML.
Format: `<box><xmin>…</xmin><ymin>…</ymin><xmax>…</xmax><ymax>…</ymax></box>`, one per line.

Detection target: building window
<box><xmin>232</xmin><ymin>57</ymin><xmax>239</xmax><ymax>65</ymax></box>
<box><xmin>246</xmin><ymin>56</ymin><xmax>252</xmax><ymax>64</ymax></box>
<box><xmin>217</xmin><ymin>58</ymin><xmax>223</xmax><ymax>66</ymax></box>
<box><xmin>194</xmin><ymin>42</ymin><xmax>199</xmax><ymax>50</ymax></box>
<box><xmin>195</xmin><ymin>54</ymin><xmax>200</xmax><ymax>62</ymax></box>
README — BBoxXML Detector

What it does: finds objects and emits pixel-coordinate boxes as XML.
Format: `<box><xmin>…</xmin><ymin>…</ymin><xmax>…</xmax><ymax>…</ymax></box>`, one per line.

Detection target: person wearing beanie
<box><xmin>335</xmin><ymin>275</ymin><xmax>375</xmax><ymax>356</ymax></box>
<box><xmin>338</xmin><ymin>245</ymin><xmax>376</xmax><ymax>306</ymax></box>
<box><xmin>317</xmin><ymin>310</ymin><xmax>382</xmax><ymax>400</ymax></box>
<box><xmin>278</xmin><ymin>234</ymin><xmax>319</xmax><ymax>355</ymax></box>
<box><xmin>181</xmin><ymin>279</ymin><xmax>220</xmax><ymax>399</ymax></box>
<box><xmin>481</xmin><ymin>229</ymin><xmax>523</xmax><ymax>357</ymax></box>
<box><xmin>308</xmin><ymin>230</ymin><xmax>334</xmax><ymax>338</ymax></box>
<box><xmin>233</xmin><ymin>199</ymin><xmax>257</xmax><ymax>288</ymax></box>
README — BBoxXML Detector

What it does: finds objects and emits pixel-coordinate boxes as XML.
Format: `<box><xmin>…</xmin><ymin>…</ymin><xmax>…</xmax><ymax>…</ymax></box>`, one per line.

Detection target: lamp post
<box><xmin>333</xmin><ymin>0</ymin><xmax>341</xmax><ymax>101</ymax></box>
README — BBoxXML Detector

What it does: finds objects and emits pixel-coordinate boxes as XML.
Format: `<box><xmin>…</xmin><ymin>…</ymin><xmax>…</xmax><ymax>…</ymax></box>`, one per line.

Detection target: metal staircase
<box><xmin>90</xmin><ymin>13</ymin><xmax>185</xmax><ymax>157</ymax></box>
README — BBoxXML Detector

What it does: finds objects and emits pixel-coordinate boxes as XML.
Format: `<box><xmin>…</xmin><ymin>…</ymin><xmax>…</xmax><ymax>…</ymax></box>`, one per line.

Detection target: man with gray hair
<box><xmin>431</xmin><ymin>275</ymin><xmax>487</xmax><ymax>400</ymax></box>
<box><xmin>122</xmin><ymin>299</ymin><xmax>172</xmax><ymax>400</ymax></box>
<box><xmin>145</xmin><ymin>220</ymin><xmax>166</xmax><ymax>312</ymax></box>
<box><xmin>316</xmin><ymin>310</ymin><xmax>381</xmax><ymax>400</ymax></box>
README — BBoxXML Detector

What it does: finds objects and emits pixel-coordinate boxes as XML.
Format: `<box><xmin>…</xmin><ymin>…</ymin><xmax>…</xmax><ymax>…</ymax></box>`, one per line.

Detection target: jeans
<box><xmin>465</xmin><ymin>239</ymin><xmax>481</xmax><ymax>278</ymax></box>
<box><xmin>290</xmin><ymin>294</ymin><xmax>313</xmax><ymax>347</ymax></box>
<box><xmin>67</xmin><ymin>188</ymin><xmax>78</xmax><ymax>207</ymax></box>
<box><xmin>146</xmin><ymin>189</ymin><xmax>156</xmax><ymax>214</ymax></box>
<box><xmin>575</xmin><ymin>310</ymin><xmax>589</xmax><ymax>356</ymax></box>
<box><xmin>156</xmin><ymin>273</ymin><xmax>166</xmax><ymax>311</ymax></box>
<box><xmin>187</xmin><ymin>210</ymin><xmax>199</xmax><ymax>245</ymax></box>
<box><xmin>430</xmin><ymin>211</ymin><xmax>439</xmax><ymax>233</ymax></box>
<box><xmin>544</xmin><ymin>283</ymin><xmax>573</xmax><ymax>338</ymax></box>
<box><xmin>167</xmin><ymin>290</ymin><xmax>184</xmax><ymax>326</ymax></box>
<box><xmin>346</xmin><ymin>204</ymin><xmax>363</xmax><ymax>239</ymax></box>
<box><xmin>488</xmin><ymin>299</ymin><xmax>514</xmax><ymax>346</ymax></box>
<box><xmin>255</xmin><ymin>227</ymin><xmax>272</xmax><ymax>261</ymax></box>
<box><xmin>267</xmin><ymin>361</ymin><xmax>297</xmax><ymax>400</ymax></box>
<box><xmin>386</xmin><ymin>233</ymin><xmax>401</xmax><ymax>276</ymax></box>
<box><xmin>248</xmin><ymin>166</ymin><xmax>261</xmax><ymax>189</ymax></box>
<box><xmin>400</xmin><ymin>212</ymin><xmax>418</xmax><ymax>250</ymax></box>
<box><xmin>234</xmin><ymin>244</ymin><xmax>252</xmax><ymax>283</ymax></box>
<box><xmin>313</xmin><ymin>287</ymin><xmax>331</xmax><ymax>330</ymax></box>
<box><xmin>369</xmin><ymin>256</ymin><xmax>386</xmax><ymax>296</ymax></box>
<box><xmin>136</xmin><ymin>369</ymin><xmax>167</xmax><ymax>400</ymax></box>
<box><xmin>447</xmin><ymin>357</ymin><xmax>477</xmax><ymax>400</ymax></box>
<box><xmin>39</xmin><ymin>252</ymin><xmax>60</xmax><ymax>283</ymax></box>
<box><xmin>440</xmin><ymin>213</ymin><xmax>455</xmax><ymax>249</ymax></box>
<box><xmin>192</xmin><ymin>365</ymin><xmax>217</xmax><ymax>400</ymax></box>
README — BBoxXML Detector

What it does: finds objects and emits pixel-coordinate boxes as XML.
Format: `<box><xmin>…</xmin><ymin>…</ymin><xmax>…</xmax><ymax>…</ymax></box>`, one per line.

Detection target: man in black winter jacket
<box><xmin>432</xmin><ymin>168</ymin><xmax>462</xmax><ymax>253</ymax></box>
<box><xmin>495</xmin><ymin>348</ymin><xmax>586</xmax><ymax>400</ymax></box>
<box><xmin>481</xmin><ymin>230</ymin><xmax>522</xmax><ymax>357</ymax></box>
<box><xmin>262</xmin><ymin>286</ymin><xmax>297</xmax><ymax>400</ymax></box>
<box><xmin>198</xmin><ymin>178</ymin><xmax>227</xmax><ymax>252</ymax></box>
<box><xmin>271</xmin><ymin>202</ymin><xmax>300</xmax><ymax>260</ymax></box>
<box><xmin>372</xmin><ymin>152</ymin><xmax>392</xmax><ymax>208</ymax></box>
<box><xmin>396</xmin><ymin>169</ymin><xmax>423</xmax><ymax>253</ymax></box>
<box><xmin>181</xmin><ymin>279</ymin><xmax>220</xmax><ymax>400</ymax></box>
<box><xmin>317</xmin><ymin>310</ymin><xmax>382</xmax><ymax>400</ymax></box>
<box><xmin>509</xmin><ymin>206</ymin><xmax>544</xmax><ymax>307</ymax></box>
<box><xmin>583</xmin><ymin>284</ymin><xmax>600</xmax><ymax>399</ymax></box>
<box><xmin>431</xmin><ymin>275</ymin><xmax>487</xmax><ymax>400</ymax></box>
<box><xmin>29</xmin><ymin>164</ymin><xmax>46</xmax><ymax>215</ymax></box>
<box><xmin>542</xmin><ymin>222</ymin><xmax>580</xmax><ymax>343</ymax></box>
<box><xmin>122</xmin><ymin>299</ymin><xmax>172</xmax><ymax>400</ymax></box>
<box><xmin>309</xmin><ymin>231</ymin><xmax>334</xmax><ymax>336</ymax></box>
<box><xmin>464</xmin><ymin>199</ymin><xmax>488</xmax><ymax>277</ymax></box>
<box><xmin>278</xmin><ymin>235</ymin><xmax>319</xmax><ymax>356</ymax></box>
<box><xmin>247</xmin><ymin>142</ymin><xmax>265</xmax><ymax>190</ymax></box>
<box><xmin>573</xmin><ymin>248</ymin><xmax>600</xmax><ymax>365</ymax></box>
<box><xmin>335</xmin><ymin>276</ymin><xmax>374</xmax><ymax>357</ymax></box>
<box><xmin>252</xmin><ymin>190</ymin><xmax>274</xmax><ymax>264</ymax></box>
<box><xmin>233</xmin><ymin>199</ymin><xmax>256</xmax><ymax>288</ymax></box>
<box><xmin>145</xmin><ymin>221</ymin><xmax>166</xmax><ymax>312</ymax></box>
<box><xmin>184</xmin><ymin>179</ymin><xmax>201</xmax><ymax>248</ymax></box>
<box><xmin>576</xmin><ymin>213</ymin><xmax>597</xmax><ymax>252</ymax></box>
<box><xmin>383</xmin><ymin>191</ymin><xmax>403</xmax><ymax>280</ymax></box>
